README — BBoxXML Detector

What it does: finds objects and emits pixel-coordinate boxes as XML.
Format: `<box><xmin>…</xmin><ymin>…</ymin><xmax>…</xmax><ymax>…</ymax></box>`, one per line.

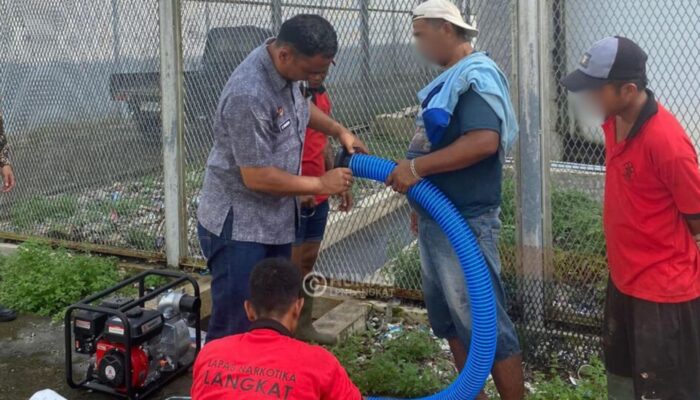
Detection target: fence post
<box><xmin>111</xmin><ymin>0</ymin><xmax>121</xmax><ymax>68</ymax></box>
<box><xmin>159</xmin><ymin>0</ymin><xmax>186</xmax><ymax>268</ymax></box>
<box><xmin>360</xmin><ymin>0</ymin><xmax>371</xmax><ymax>119</ymax></box>
<box><xmin>515</xmin><ymin>0</ymin><xmax>550</xmax><ymax>327</ymax></box>
<box><xmin>271</xmin><ymin>0</ymin><xmax>283</xmax><ymax>32</ymax></box>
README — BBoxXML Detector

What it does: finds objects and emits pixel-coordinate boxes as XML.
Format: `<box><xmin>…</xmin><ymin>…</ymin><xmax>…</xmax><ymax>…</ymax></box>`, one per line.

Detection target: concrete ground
<box><xmin>0</xmin><ymin>295</ymin><xmax>375</xmax><ymax>400</ymax></box>
<box><xmin>0</xmin><ymin>314</ymin><xmax>193</xmax><ymax>400</ymax></box>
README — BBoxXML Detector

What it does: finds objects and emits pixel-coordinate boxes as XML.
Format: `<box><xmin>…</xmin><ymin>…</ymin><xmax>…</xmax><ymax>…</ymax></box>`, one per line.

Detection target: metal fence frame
<box><xmin>149</xmin><ymin>0</ymin><xmax>549</xmax><ymax>358</ymax></box>
<box><xmin>154</xmin><ymin>0</ymin><xmax>553</xmax><ymax>335</ymax></box>
<box><xmin>7</xmin><ymin>0</ymin><xmax>700</xmax><ymax>368</ymax></box>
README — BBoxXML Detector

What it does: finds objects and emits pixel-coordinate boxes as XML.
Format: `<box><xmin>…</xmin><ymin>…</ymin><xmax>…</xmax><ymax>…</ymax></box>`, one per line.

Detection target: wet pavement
<box><xmin>0</xmin><ymin>315</ymin><xmax>193</xmax><ymax>400</ymax></box>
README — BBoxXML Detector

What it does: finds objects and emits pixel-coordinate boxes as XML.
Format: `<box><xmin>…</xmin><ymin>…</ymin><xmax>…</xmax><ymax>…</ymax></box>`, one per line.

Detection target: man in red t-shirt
<box><xmin>191</xmin><ymin>258</ymin><xmax>362</xmax><ymax>400</ymax></box>
<box><xmin>563</xmin><ymin>36</ymin><xmax>700</xmax><ymax>399</ymax></box>
<box><xmin>293</xmin><ymin>71</ymin><xmax>352</xmax><ymax>345</ymax></box>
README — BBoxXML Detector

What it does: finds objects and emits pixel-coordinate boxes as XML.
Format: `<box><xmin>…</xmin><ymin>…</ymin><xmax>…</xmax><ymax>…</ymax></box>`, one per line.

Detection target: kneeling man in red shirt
<box><xmin>562</xmin><ymin>37</ymin><xmax>700</xmax><ymax>399</ymax></box>
<box><xmin>191</xmin><ymin>258</ymin><xmax>362</xmax><ymax>400</ymax></box>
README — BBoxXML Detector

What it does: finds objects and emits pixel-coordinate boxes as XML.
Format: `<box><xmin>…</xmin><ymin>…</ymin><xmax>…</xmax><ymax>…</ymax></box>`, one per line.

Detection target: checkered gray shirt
<box><xmin>197</xmin><ymin>39</ymin><xmax>309</xmax><ymax>244</ymax></box>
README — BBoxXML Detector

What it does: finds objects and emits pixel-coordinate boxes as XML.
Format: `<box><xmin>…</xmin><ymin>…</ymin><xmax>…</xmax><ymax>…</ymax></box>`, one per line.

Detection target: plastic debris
<box><xmin>29</xmin><ymin>389</ymin><xmax>67</xmax><ymax>400</ymax></box>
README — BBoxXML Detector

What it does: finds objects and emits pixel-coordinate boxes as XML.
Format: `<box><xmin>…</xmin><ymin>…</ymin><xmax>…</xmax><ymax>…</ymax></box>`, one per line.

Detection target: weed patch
<box><xmin>330</xmin><ymin>329</ymin><xmax>456</xmax><ymax>397</ymax></box>
<box><xmin>0</xmin><ymin>241</ymin><xmax>123</xmax><ymax>320</ymax></box>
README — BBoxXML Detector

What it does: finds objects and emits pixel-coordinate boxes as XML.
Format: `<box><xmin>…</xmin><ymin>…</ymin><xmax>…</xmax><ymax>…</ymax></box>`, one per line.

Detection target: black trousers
<box><xmin>603</xmin><ymin>280</ymin><xmax>700</xmax><ymax>400</ymax></box>
<box><xmin>198</xmin><ymin>212</ymin><xmax>291</xmax><ymax>343</ymax></box>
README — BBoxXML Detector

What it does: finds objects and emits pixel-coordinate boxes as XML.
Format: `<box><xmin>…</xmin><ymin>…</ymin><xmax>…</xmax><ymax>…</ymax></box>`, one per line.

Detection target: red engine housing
<box><xmin>95</xmin><ymin>339</ymin><xmax>149</xmax><ymax>391</ymax></box>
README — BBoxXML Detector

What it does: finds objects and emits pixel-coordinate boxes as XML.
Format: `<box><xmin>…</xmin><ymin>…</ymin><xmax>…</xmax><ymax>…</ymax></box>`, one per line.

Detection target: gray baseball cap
<box><xmin>562</xmin><ymin>36</ymin><xmax>648</xmax><ymax>92</ymax></box>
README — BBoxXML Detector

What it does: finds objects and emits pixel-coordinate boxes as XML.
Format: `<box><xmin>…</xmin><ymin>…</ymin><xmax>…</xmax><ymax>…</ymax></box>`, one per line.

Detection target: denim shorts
<box><xmin>294</xmin><ymin>200</ymin><xmax>330</xmax><ymax>245</ymax></box>
<box><xmin>417</xmin><ymin>207</ymin><xmax>521</xmax><ymax>362</ymax></box>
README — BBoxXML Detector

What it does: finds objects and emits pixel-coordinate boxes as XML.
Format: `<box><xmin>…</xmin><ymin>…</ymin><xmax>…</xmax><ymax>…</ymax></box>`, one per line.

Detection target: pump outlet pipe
<box><xmin>336</xmin><ymin>150</ymin><xmax>497</xmax><ymax>400</ymax></box>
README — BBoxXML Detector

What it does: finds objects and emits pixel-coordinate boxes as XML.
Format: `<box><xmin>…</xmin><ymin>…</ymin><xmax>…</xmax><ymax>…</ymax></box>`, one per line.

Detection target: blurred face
<box><xmin>572</xmin><ymin>82</ymin><xmax>641</xmax><ymax>127</ymax></box>
<box><xmin>307</xmin><ymin>70</ymin><xmax>328</xmax><ymax>89</ymax></box>
<box><xmin>591</xmin><ymin>82</ymin><xmax>639</xmax><ymax>116</ymax></box>
<box><xmin>412</xmin><ymin>19</ymin><xmax>453</xmax><ymax>66</ymax></box>
<box><xmin>278</xmin><ymin>45</ymin><xmax>334</xmax><ymax>82</ymax></box>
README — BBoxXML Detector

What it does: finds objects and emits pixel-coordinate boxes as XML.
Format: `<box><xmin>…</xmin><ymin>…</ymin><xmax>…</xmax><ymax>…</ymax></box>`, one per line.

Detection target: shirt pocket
<box><xmin>273</xmin><ymin>116</ymin><xmax>301</xmax><ymax>153</ymax></box>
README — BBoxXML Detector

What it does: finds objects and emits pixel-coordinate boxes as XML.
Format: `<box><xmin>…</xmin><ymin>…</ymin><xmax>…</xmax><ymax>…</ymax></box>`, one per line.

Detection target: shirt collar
<box><xmin>259</xmin><ymin>37</ymin><xmax>290</xmax><ymax>92</ymax></box>
<box><xmin>302</xmin><ymin>85</ymin><xmax>326</xmax><ymax>101</ymax></box>
<box><xmin>248</xmin><ymin>318</ymin><xmax>293</xmax><ymax>337</ymax></box>
<box><xmin>308</xmin><ymin>85</ymin><xmax>326</xmax><ymax>94</ymax></box>
<box><xmin>626</xmin><ymin>89</ymin><xmax>658</xmax><ymax>140</ymax></box>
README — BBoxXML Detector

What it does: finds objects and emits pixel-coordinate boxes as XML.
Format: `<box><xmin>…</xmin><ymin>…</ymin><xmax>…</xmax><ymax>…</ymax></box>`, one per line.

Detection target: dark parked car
<box><xmin>110</xmin><ymin>26</ymin><xmax>272</xmax><ymax>139</ymax></box>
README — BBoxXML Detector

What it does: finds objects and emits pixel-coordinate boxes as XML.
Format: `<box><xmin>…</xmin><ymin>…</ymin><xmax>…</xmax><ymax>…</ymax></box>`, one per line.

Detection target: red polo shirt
<box><xmin>303</xmin><ymin>88</ymin><xmax>331</xmax><ymax>205</ymax></box>
<box><xmin>191</xmin><ymin>319</ymin><xmax>361</xmax><ymax>400</ymax></box>
<box><xmin>603</xmin><ymin>90</ymin><xmax>700</xmax><ymax>303</ymax></box>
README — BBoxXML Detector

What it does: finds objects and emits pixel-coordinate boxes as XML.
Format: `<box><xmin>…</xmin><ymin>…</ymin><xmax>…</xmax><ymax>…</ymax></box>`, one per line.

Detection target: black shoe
<box><xmin>0</xmin><ymin>305</ymin><xmax>17</xmax><ymax>322</ymax></box>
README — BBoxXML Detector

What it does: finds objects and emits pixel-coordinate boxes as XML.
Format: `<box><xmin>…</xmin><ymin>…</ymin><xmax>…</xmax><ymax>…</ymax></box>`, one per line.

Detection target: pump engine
<box><xmin>66</xmin><ymin>271</ymin><xmax>201</xmax><ymax>399</ymax></box>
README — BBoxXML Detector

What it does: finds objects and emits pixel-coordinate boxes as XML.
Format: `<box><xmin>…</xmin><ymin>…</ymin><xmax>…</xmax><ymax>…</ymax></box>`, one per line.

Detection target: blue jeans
<box><xmin>294</xmin><ymin>200</ymin><xmax>330</xmax><ymax>245</ymax></box>
<box><xmin>418</xmin><ymin>207</ymin><xmax>521</xmax><ymax>361</ymax></box>
<box><xmin>197</xmin><ymin>211</ymin><xmax>291</xmax><ymax>342</ymax></box>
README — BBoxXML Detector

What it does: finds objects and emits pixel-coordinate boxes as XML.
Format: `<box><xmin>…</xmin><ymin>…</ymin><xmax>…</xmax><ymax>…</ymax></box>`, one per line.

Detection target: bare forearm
<box><xmin>0</xmin><ymin>116</ymin><xmax>9</xmax><ymax>167</ymax></box>
<box><xmin>414</xmin><ymin>130</ymin><xmax>499</xmax><ymax>177</ymax></box>
<box><xmin>241</xmin><ymin>167</ymin><xmax>322</xmax><ymax>196</ymax></box>
<box><xmin>324</xmin><ymin>144</ymin><xmax>334</xmax><ymax>171</ymax></box>
<box><xmin>309</xmin><ymin>102</ymin><xmax>342</xmax><ymax>138</ymax></box>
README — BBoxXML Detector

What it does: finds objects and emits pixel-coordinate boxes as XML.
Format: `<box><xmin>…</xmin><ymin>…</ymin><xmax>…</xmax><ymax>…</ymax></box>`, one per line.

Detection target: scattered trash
<box><xmin>111</xmin><ymin>190</ymin><xmax>123</xmax><ymax>202</ymax></box>
<box><xmin>384</xmin><ymin>297</ymin><xmax>401</xmax><ymax>321</ymax></box>
<box><xmin>29</xmin><ymin>389</ymin><xmax>67</xmax><ymax>400</ymax></box>
<box><xmin>524</xmin><ymin>381</ymin><xmax>537</xmax><ymax>394</ymax></box>
<box><xmin>110</xmin><ymin>209</ymin><xmax>119</xmax><ymax>223</ymax></box>
<box><xmin>382</xmin><ymin>323</ymin><xmax>403</xmax><ymax>340</ymax></box>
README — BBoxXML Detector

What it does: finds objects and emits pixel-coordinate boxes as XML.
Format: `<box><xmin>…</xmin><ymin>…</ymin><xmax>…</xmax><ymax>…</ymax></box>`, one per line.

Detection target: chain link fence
<box><xmin>2</xmin><ymin>0</ymin><xmax>700</xmax><ymax>373</ymax></box>
<box><xmin>0</xmin><ymin>0</ymin><xmax>166</xmax><ymax>257</ymax></box>
<box><xmin>180</xmin><ymin>0</ymin><xmax>437</xmax><ymax>287</ymax></box>
<box><xmin>522</xmin><ymin>0</ymin><xmax>700</xmax><ymax>370</ymax></box>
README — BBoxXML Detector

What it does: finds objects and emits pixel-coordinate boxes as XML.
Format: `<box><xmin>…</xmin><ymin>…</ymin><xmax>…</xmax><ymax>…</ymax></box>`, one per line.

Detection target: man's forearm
<box><xmin>323</xmin><ymin>144</ymin><xmax>334</xmax><ymax>171</ymax></box>
<box><xmin>414</xmin><ymin>130</ymin><xmax>499</xmax><ymax>177</ymax></box>
<box><xmin>241</xmin><ymin>166</ymin><xmax>323</xmax><ymax>196</ymax></box>
<box><xmin>309</xmin><ymin>102</ymin><xmax>342</xmax><ymax>138</ymax></box>
<box><xmin>0</xmin><ymin>116</ymin><xmax>9</xmax><ymax>167</ymax></box>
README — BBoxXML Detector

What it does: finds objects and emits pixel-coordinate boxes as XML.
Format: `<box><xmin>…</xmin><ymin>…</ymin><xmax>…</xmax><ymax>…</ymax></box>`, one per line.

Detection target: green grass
<box><xmin>9</xmin><ymin>187</ymin><xmax>155</xmax><ymax>235</ymax></box>
<box><xmin>332</xmin><ymin>329</ymin><xmax>606</xmax><ymax>399</ymax></box>
<box><xmin>330</xmin><ymin>329</ymin><xmax>456</xmax><ymax>397</ymax></box>
<box><xmin>500</xmin><ymin>178</ymin><xmax>605</xmax><ymax>255</ymax></box>
<box><xmin>0</xmin><ymin>241</ymin><xmax>124</xmax><ymax>320</ymax></box>
<box><xmin>385</xmin><ymin>177</ymin><xmax>608</xmax><ymax>290</ymax></box>
<box><xmin>384</xmin><ymin>243</ymin><xmax>422</xmax><ymax>291</ymax></box>
<box><xmin>125</xmin><ymin>228</ymin><xmax>157</xmax><ymax>251</ymax></box>
<box><xmin>86</xmin><ymin>195</ymin><xmax>152</xmax><ymax>219</ymax></box>
<box><xmin>186</xmin><ymin>167</ymin><xmax>205</xmax><ymax>193</ymax></box>
<box><xmin>11</xmin><ymin>195</ymin><xmax>80</xmax><ymax>230</ymax></box>
<box><xmin>501</xmin><ymin>177</ymin><xmax>607</xmax><ymax>284</ymax></box>
<box><xmin>528</xmin><ymin>358</ymin><xmax>607</xmax><ymax>399</ymax></box>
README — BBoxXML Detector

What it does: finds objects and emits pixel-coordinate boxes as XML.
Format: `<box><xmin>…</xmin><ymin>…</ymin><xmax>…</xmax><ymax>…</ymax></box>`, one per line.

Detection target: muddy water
<box><xmin>0</xmin><ymin>315</ymin><xmax>193</xmax><ymax>400</ymax></box>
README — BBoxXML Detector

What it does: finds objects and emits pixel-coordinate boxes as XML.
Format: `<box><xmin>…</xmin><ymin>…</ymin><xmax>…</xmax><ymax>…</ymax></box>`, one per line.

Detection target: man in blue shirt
<box><xmin>386</xmin><ymin>1</ymin><xmax>523</xmax><ymax>399</ymax></box>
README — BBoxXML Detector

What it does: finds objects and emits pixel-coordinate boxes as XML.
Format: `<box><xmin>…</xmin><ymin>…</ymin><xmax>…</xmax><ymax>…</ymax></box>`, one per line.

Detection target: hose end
<box><xmin>334</xmin><ymin>148</ymin><xmax>353</xmax><ymax>168</ymax></box>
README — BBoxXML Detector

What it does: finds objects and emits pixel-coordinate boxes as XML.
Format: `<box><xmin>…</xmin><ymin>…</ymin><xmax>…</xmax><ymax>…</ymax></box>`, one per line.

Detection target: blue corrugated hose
<box><xmin>345</xmin><ymin>153</ymin><xmax>497</xmax><ymax>400</ymax></box>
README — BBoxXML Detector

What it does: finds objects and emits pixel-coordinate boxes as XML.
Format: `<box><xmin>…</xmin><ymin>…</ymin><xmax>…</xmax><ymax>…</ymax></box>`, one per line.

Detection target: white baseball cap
<box><xmin>412</xmin><ymin>0</ymin><xmax>478</xmax><ymax>36</ymax></box>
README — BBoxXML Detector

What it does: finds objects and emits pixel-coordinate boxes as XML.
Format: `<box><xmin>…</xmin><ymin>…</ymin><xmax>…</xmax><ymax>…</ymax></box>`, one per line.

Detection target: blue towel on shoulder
<box><xmin>418</xmin><ymin>51</ymin><xmax>518</xmax><ymax>159</ymax></box>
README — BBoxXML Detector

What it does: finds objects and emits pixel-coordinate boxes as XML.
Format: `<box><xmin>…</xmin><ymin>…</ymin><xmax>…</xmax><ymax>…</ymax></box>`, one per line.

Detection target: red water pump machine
<box><xmin>65</xmin><ymin>270</ymin><xmax>202</xmax><ymax>399</ymax></box>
